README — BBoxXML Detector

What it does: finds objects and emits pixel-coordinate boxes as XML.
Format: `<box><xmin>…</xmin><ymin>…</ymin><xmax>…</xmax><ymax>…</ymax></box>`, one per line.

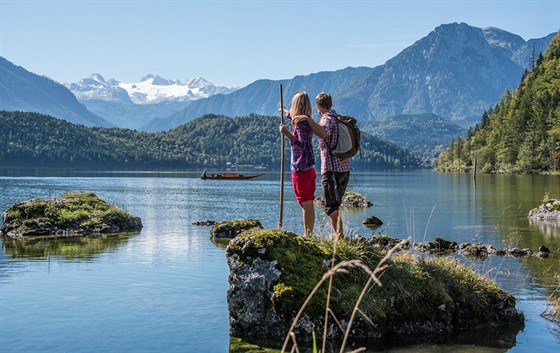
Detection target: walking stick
<box><xmin>278</xmin><ymin>84</ymin><xmax>285</xmax><ymax>229</ymax></box>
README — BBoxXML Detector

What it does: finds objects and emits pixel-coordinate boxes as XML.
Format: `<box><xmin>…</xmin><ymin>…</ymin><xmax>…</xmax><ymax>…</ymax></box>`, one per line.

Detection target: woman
<box><xmin>279</xmin><ymin>91</ymin><xmax>317</xmax><ymax>237</ymax></box>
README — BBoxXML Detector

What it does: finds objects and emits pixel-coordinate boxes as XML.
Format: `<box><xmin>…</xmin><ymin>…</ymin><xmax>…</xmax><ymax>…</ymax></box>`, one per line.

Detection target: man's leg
<box><xmin>322</xmin><ymin>171</ymin><xmax>344</xmax><ymax>240</ymax></box>
<box><xmin>329</xmin><ymin>209</ymin><xmax>344</xmax><ymax>241</ymax></box>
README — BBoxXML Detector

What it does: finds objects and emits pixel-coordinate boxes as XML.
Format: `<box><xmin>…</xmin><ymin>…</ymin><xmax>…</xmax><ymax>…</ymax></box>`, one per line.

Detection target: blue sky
<box><xmin>1</xmin><ymin>0</ymin><xmax>559</xmax><ymax>88</ymax></box>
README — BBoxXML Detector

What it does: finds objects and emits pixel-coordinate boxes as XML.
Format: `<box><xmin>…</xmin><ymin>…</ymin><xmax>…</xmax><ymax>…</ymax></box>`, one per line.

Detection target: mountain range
<box><xmin>0</xmin><ymin>22</ymin><xmax>556</xmax><ymax>155</ymax></box>
<box><xmin>62</xmin><ymin>74</ymin><xmax>236</xmax><ymax>129</ymax></box>
<box><xmin>141</xmin><ymin>23</ymin><xmax>556</xmax><ymax>132</ymax></box>
<box><xmin>0</xmin><ymin>57</ymin><xmax>112</xmax><ymax>127</ymax></box>
<box><xmin>67</xmin><ymin>73</ymin><xmax>236</xmax><ymax>104</ymax></box>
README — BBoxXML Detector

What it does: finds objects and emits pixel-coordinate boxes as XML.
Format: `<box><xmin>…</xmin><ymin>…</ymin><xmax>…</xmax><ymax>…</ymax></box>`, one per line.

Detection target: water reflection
<box><xmin>230</xmin><ymin>335</ymin><xmax>516</xmax><ymax>353</ymax></box>
<box><xmin>2</xmin><ymin>232</ymin><xmax>139</xmax><ymax>260</ymax></box>
<box><xmin>528</xmin><ymin>218</ymin><xmax>560</xmax><ymax>240</ymax></box>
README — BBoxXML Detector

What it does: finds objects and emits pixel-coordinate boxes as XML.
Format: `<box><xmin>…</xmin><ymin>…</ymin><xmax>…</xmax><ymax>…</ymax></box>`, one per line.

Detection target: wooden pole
<box><xmin>278</xmin><ymin>84</ymin><xmax>285</xmax><ymax>229</ymax></box>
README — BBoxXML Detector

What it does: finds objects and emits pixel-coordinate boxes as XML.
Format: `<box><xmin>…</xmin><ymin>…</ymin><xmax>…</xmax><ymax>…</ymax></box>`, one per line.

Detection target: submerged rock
<box><xmin>225</xmin><ymin>229</ymin><xmax>524</xmax><ymax>348</ymax></box>
<box><xmin>192</xmin><ymin>220</ymin><xmax>216</xmax><ymax>226</ymax></box>
<box><xmin>415</xmin><ymin>237</ymin><xmax>458</xmax><ymax>253</ymax></box>
<box><xmin>0</xmin><ymin>191</ymin><xmax>142</xmax><ymax>238</ymax></box>
<box><xmin>414</xmin><ymin>236</ymin><xmax>551</xmax><ymax>260</ymax></box>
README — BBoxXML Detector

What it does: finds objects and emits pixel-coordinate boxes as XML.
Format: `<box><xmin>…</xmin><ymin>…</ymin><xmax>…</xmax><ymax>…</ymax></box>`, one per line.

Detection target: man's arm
<box><xmin>293</xmin><ymin>116</ymin><xmax>327</xmax><ymax>139</ymax></box>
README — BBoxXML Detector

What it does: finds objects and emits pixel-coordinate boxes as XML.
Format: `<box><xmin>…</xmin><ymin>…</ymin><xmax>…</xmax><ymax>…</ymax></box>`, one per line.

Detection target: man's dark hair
<box><xmin>315</xmin><ymin>92</ymin><xmax>332</xmax><ymax>110</ymax></box>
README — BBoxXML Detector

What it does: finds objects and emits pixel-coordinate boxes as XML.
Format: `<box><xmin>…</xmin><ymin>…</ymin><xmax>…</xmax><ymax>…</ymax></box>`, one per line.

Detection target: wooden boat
<box><xmin>200</xmin><ymin>172</ymin><xmax>265</xmax><ymax>180</ymax></box>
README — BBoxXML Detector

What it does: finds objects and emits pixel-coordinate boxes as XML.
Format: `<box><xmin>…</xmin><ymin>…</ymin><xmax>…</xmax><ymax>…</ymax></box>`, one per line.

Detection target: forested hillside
<box><xmin>0</xmin><ymin>111</ymin><xmax>422</xmax><ymax>170</ymax></box>
<box><xmin>437</xmin><ymin>32</ymin><xmax>560</xmax><ymax>174</ymax></box>
<box><xmin>364</xmin><ymin>113</ymin><xmax>467</xmax><ymax>165</ymax></box>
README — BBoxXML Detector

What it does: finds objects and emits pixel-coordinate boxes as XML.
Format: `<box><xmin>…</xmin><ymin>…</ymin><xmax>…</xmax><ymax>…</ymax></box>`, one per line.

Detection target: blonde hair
<box><xmin>290</xmin><ymin>91</ymin><xmax>312</xmax><ymax>118</ymax></box>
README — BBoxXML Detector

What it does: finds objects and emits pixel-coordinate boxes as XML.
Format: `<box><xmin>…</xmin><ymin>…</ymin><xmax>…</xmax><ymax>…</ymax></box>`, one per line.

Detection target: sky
<box><xmin>1</xmin><ymin>0</ymin><xmax>559</xmax><ymax>88</ymax></box>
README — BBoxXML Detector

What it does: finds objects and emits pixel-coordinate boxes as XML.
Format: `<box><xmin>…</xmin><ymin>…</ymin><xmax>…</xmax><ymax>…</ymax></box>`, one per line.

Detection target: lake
<box><xmin>0</xmin><ymin>169</ymin><xmax>559</xmax><ymax>353</ymax></box>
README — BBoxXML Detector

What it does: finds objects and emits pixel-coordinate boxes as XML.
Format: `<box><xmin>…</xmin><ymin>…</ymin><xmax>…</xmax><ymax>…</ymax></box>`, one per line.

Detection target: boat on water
<box><xmin>200</xmin><ymin>171</ymin><xmax>265</xmax><ymax>180</ymax></box>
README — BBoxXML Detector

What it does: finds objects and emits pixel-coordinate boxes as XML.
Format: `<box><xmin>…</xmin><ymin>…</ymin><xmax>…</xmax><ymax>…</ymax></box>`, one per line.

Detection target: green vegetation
<box><xmin>229</xmin><ymin>337</ymin><xmax>281</xmax><ymax>353</ymax></box>
<box><xmin>364</xmin><ymin>113</ymin><xmax>467</xmax><ymax>166</ymax></box>
<box><xmin>211</xmin><ymin>218</ymin><xmax>263</xmax><ymax>246</ymax></box>
<box><xmin>227</xmin><ymin>229</ymin><xmax>522</xmax><ymax>345</ymax></box>
<box><xmin>0</xmin><ymin>111</ymin><xmax>422</xmax><ymax>169</ymax></box>
<box><xmin>437</xmin><ymin>32</ymin><xmax>560</xmax><ymax>174</ymax></box>
<box><xmin>0</xmin><ymin>191</ymin><xmax>142</xmax><ymax>237</ymax></box>
<box><xmin>547</xmin><ymin>286</ymin><xmax>560</xmax><ymax>321</ymax></box>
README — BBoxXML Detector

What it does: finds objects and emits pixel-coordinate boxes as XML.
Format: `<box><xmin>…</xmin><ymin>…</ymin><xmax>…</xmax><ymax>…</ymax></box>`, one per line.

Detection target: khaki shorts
<box><xmin>321</xmin><ymin>171</ymin><xmax>350</xmax><ymax>215</ymax></box>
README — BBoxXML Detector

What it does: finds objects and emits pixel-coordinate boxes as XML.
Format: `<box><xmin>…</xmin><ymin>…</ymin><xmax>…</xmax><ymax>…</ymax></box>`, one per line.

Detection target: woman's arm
<box><xmin>279</xmin><ymin>123</ymin><xmax>296</xmax><ymax>144</ymax></box>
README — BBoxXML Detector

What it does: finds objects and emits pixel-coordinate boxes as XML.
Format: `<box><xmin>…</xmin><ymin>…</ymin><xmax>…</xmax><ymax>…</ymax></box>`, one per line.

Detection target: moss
<box><xmin>229</xmin><ymin>337</ymin><xmax>281</xmax><ymax>353</ymax></box>
<box><xmin>530</xmin><ymin>197</ymin><xmax>560</xmax><ymax>213</ymax></box>
<box><xmin>229</xmin><ymin>229</ymin><xmax>523</xmax><ymax>336</ymax></box>
<box><xmin>211</xmin><ymin>219</ymin><xmax>263</xmax><ymax>240</ymax></box>
<box><xmin>272</xmin><ymin>283</ymin><xmax>292</xmax><ymax>305</ymax></box>
<box><xmin>229</xmin><ymin>229</ymin><xmax>330</xmax><ymax>315</ymax></box>
<box><xmin>1</xmin><ymin>191</ymin><xmax>141</xmax><ymax>237</ymax></box>
<box><xmin>427</xmin><ymin>257</ymin><xmax>510</xmax><ymax>319</ymax></box>
<box><xmin>336</xmin><ymin>253</ymin><xmax>514</xmax><ymax>330</ymax></box>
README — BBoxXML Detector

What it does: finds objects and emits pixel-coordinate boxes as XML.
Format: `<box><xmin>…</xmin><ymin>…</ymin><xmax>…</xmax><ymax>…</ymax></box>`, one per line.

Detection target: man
<box><xmin>296</xmin><ymin>92</ymin><xmax>350</xmax><ymax>241</ymax></box>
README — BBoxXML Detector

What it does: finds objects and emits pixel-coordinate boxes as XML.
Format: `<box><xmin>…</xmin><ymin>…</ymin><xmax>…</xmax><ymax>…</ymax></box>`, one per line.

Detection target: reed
<box><xmin>280</xmin><ymin>238</ymin><xmax>408</xmax><ymax>353</ymax></box>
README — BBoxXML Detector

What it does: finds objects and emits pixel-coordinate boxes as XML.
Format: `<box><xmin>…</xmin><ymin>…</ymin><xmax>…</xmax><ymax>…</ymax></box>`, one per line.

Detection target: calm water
<box><xmin>0</xmin><ymin>170</ymin><xmax>559</xmax><ymax>353</ymax></box>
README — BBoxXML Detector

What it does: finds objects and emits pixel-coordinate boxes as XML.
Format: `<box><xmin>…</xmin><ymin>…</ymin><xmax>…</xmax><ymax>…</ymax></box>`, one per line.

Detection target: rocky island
<box><xmin>0</xmin><ymin>191</ymin><xmax>142</xmax><ymax>238</ymax></box>
<box><xmin>226</xmin><ymin>229</ymin><xmax>524</xmax><ymax>350</ymax></box>
<box><xmin>528</xmin><ymin>197</ymin><xmax>560</xmax><ymax>221</ymax></box>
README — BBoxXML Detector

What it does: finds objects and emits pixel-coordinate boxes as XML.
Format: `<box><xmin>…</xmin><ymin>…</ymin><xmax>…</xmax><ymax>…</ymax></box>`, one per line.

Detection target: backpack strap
<box><xmin>326</xmin><ymin>115</ymin><xmax>340</xmax><ymax>156</ymax></box>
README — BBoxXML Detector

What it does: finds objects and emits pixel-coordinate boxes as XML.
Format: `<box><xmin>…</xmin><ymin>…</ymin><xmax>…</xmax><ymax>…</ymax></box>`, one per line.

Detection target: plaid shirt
<box><xmin>290</xmin><ymin>118</ymin><xmax>315</xmax><ymax>172</ymax></box>
<box><xmin>319</xmin><ymin>109</ymin><xmax>351</xmax><ymax>174</ymax></box>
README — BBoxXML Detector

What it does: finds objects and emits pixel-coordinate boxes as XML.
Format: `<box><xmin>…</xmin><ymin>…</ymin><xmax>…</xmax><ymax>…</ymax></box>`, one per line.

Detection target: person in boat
<box><xmin>202</xmin><ymin>170</ymin><xmax>207</xmax><ymax>178</ymax></box>
<box><xmin>294</xmin><ymin>92</ymin><xmax>350</xmax><ymax>242</ymax></box>
<box><xmin>279</xmin><ymin>91</ymin><xmax>316</xmax><ymax>237</ymax></box>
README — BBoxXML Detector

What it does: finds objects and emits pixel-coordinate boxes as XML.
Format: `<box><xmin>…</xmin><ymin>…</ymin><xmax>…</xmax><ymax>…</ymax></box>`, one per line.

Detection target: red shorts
<box><xmin>291</xmin><ymin>168</ymin><xmax>316</xmax><ymax>204</ymax></box>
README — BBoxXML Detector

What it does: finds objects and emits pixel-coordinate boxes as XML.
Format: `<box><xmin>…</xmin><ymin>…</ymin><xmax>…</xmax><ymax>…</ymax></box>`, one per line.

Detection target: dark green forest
<box><xmin>437</xmin><ymin>32</ymin><xmax>560</xmax><ymax>174</ymax></box>
<box><xmin>363</xmin><ymin>113</ymin><xmax>467</xmax><ymax>165</ymax></box>
<box><xmin>0</xmin><ymin>111</ymin><xmax>422</xmax><ymax>170</ymax></box>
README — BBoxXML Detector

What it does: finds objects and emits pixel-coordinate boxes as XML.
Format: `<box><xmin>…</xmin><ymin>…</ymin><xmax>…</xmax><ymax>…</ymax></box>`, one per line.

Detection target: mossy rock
<box><xmin>211</xmin><ymin>219</ymin><xmax>263</xmax><ymax>239</ymax></box>
<box><xmin>0</xmin><ymin>191</ymin><xmax>142</xmax><ymax>238</ymax></box>
<box><xmin>314</xmin><ymin>190</ymin><xmax>372</xmax><ymax>208</ymax></box>
<box><xmin>226</xmin><ymin>229</ymin><xmax>330</xmax><ymax>340</ymax></box>
<box><xmin>226</xmin><ymin>230</ymin><xmax>524</xmax><ymax>347</ymax></box>
<box><xmin>415</xmin><ymin>237</ymin><xmax>458</xmax><ymax>254</ymax></box>
<box><xmin>528</xmin><ymin>198</ymin><xmax>560</xmax><ymax>220</ymax></box>
<box><xmin>362</xmin><ymin>215</ymin><xmax>383</xmax><ymax>229</ymax></box>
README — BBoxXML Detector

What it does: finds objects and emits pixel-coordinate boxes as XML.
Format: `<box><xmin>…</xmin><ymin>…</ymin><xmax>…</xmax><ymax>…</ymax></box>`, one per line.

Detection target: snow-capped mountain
<box><xmin>66</xmin><ymin>74</ymin><xmax>237</xmax><ymax>105</ymax></box>
<box><xmin>66</xmin><ymin>73</ymin><xmax>133</xmax><ymax>103</ymax></box>
<box><xmin>61</xmin><ymin>73</ymin><xmax>237</xmax><ymax>129</ymax></box>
